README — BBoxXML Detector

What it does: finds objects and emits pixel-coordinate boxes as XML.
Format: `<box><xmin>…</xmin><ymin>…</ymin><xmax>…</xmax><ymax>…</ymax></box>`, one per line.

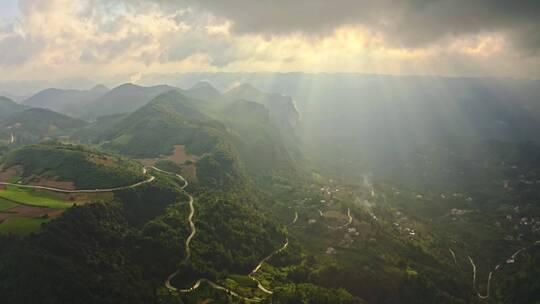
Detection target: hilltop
<box><xmin>0</xmin><ymin>97</ymin><xmax>28</xmax><ymax>120</ymax></box>
<box><xmin>0</xmin><ymin>108</ymin><xmax>87</xmax><ymax>145</ymax></box>
<box><xmin>1</xmin><ymin>143</ymin><xmax>146</xmax><ymax>189</ymax></box>
<box><xmin>80</xmin><ymin>83</ymin><xmax>177</xmax><ymax>119</ymax></box>
<box><xmin>22</xmin><ymin>86</ymin><xmax>109</xmax><ymax>117</ymax></box>
<box><xmin>225</xmin><ymin>83</ymin><xmax>300</xmax><ymax>132</ymax></box>
<box><xmin>79</xmin><ymin>88</ymin><xmax>302</xmax><ymax>179</ymax></box>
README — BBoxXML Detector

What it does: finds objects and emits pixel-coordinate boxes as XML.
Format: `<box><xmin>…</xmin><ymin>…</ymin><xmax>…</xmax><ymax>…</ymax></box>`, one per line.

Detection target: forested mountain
<box><xmin>0</xmin><ymin>96</ymin><xmax>27</xmax><ymax>120</ymax></box>
<box><xmin>0</xmin><ymin>77</ymin><xmax>539</xmax><ymax>304</ymax></box>
<box><xmin>225</xmin><ymin>83</ymin><xmax>300</xmax><ymax>132</ymax></box>
<box><xmin>22</xmin><ymin>85</ymin><xmax>109</xmax><ymax>117</ymax></box>
<box><xmin>183</xmin><ymin>81</ymin><xmax>223</xmax><ymax>102</ymax></box>
<box><xmin>92</xmin><ymin>90</ymin><xmax>223</xmax><ymax>157</ymax></box>
<box><xmin>2</xmin><ymin>0</ymin><xmax>539</xmax><ymax>300</ymax></box>
<box><xmin>76</xmin><ymin>87</ymin><xmax>302</xmax><ymax>178</ymax></box>
<box><xmin>0</xmin><ymin>108</ymin><xmax>87</xmax><ymax>145</ymax></box>
<box><xmin>1</xmin><ymin>143</ymin><xmax>145</xmax><ymax>189</ymax></box>
<box><xmin>80</xmin><ymin>83</ymin><xmax>178</xmax><ymax>119</ymax></box>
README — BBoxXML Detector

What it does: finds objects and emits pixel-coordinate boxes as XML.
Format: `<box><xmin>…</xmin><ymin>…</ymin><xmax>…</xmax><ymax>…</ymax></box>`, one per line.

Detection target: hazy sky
<box><xmin>0</xmin><ymin>0</ymin><xmax>539</xmax><ymax>84</ymax></box>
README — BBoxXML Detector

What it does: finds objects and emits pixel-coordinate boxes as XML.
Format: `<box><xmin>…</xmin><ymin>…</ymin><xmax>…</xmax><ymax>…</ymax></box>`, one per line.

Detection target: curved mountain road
<box><xmin>456</xmin><ymin>240</ymin><xmax>540</xmax><ymax>300</ymax></box>
<box><xmin>248</xmin><ymin>237</ymin><xmax>289</xmax><ymax>295</ymax></box>
<box><xmin>0</xmin><ymin>167</ymin><xmax>155</xmax><ymax>193</ymax></box>
<box><xmin>163</xmin><ymin>173</ymin><xmax>294</xmax><ymax>302</ymax></box>
<box><xmin>327</xmin><ymin>208</ymin><xmax>353</xmax><ymax>230</ymax></box>
<box><xmin>247</xmin><ymin>211</ymin><xmax>297</xmax><ymax>295</ymax></box>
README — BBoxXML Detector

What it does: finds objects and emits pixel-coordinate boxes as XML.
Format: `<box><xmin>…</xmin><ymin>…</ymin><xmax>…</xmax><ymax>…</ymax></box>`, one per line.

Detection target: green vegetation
<box><xmin>95</xmin><ymin>90</ymin><xmax>223</xmax><ymax>158</ymax></box>
<box><xmin>2</xmin><ymin>142</ymin><xmax>145</xmax><ymax>189</ymax></box>
<box><xmin>80</xmin><ymin>83</ymin><xmax>176</xmax><ymax>119</ymax></box>
<box><xmin>0</xmin><ymin>96</ymin><xmax>27</xmax><ymax>120</ymax></box>
<box><xmin>0</xmin><ymin>108</ymin><xmax>87</xmax><ymax>145</ymax></box>
<box><xmin>0</xmin><ymin>217</ymin><xmax>50</xmax><ymax>235</ymax></box>
<box><xmin>1</xmin><ymin>81</ymin><xmax>539</xmax><ymax>303</ymax></box>
<box><xmin>77</xmin><ymin>89</ymin><xmax>302</xmax><ymax>180</ymax></box>
<box><xmin>0</xmin><ymin>187</ymin><xmax>72</xmax><ymax>209</ymax></box>
<box><xmin>0</xmin><ymin>197</ymin><xmax>18</xmax><ymax>211</ymax></box>
<box><xmin>267</xmin><ymin>283</ymin><xmax>362</xmax><ymax>304</ymax></box>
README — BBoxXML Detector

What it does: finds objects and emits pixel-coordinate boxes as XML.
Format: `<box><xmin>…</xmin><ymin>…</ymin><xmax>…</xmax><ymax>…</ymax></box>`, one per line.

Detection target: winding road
<box><xmin>291</xmin><ymin>211</ymin><xmax>298</xmax><ymax>225</ymax></box>
<box><xmin>0</xmin><ymin>162</ymin><xmax>290</xmax><ymax>300</ymax></box>
<box><xmin>160</xmin><ymin>166</ymin><xmax>196</xmax><ymax>292</ymax></box>
<box><xmin>449</xmin><ymin>248</ymin><xmax>459</xmax><ymax>268</ymax></box>
<box><xmin>247</xmin><ymin>211</ymin><xmax>297</xmax><ymax>295</ymax></box>
<box><xmin>0</xmin><ymin>167</ymin><xmax>155</xmax><ymax>193</ymax></box>
<box><xmin>248</xmin><ymin>237</ymin><xmax>290</xmax><ymax>295</ymax></box>
<box><xmin>327</xmin><ymin>208</ymin><xmax>353</xmax><ymax>230</ymax></box>
<box><xmin>454</xmin><ymin>239</ymin><xmax>540</xmax><ymax>300</ymax></box>
<box><xmin>162</xmin><ymin>168</ymin><xmax>293</xmax><ymax>302</ymax></box>
<box><xmin>468</xmin><ymin>256</ymin><xmax>477</xmax><ymax>288</ymax></box>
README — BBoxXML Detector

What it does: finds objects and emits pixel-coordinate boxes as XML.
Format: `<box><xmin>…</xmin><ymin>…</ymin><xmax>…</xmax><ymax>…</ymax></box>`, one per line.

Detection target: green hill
<box><xmin>1</xmin><ymin>143</ymin><xmax>145</xmax><ymax>189</ymax></box>
<box><xmin>98</xmin><ymin>90</ymin><xmax>223</xmax><ymax>158</ymax></box>
<box><xmin>0</xmin><ymin>96</ymin><xmax>27</xmax><ymax>120</ymax></box>
<box><xmin>21</xmin><ymin>86</ymin><xmax>109</xmax><ymax>117</ymax></box>
<box><xmin>83</xmin><ymin>89</ymin><xmax>302</xmax><ymax>179</ymax></box>
<box><xmin>224</xmin><ymin>83</ymin><xmax>300</xmax><ymax>132</ymax></box>
<box><xmin>0</xmin><ymin>108</ymin><xmax>87</xmax><ymax>145</ymax></box>
<box><xmin>80</xmin><ymin>83</ymin><xmax>177</xmax><ymax>119</ymax></box>
<box><xmin>221</xmin><ymin>99</ymin><xmax>303</xmax><ymax>175</ymax></box>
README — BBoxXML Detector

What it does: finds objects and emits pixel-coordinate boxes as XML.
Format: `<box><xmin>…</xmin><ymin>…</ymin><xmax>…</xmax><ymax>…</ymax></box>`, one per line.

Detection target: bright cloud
<box><xmin>0</xmin><ymin>0</ymin><xmax>538</xmax><ymax>83</ymax></box>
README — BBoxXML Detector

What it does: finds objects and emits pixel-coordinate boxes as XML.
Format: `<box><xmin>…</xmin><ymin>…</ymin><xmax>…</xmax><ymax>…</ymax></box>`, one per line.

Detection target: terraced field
<box><xmin>0</xmin><ymin>187</ymin><xmax>73</xmax><ymax>235</ymax></box>
<box><xmin>0</xmin><ymin>186</ymin><xmax>74</xmax><ymax>209</ymax></box>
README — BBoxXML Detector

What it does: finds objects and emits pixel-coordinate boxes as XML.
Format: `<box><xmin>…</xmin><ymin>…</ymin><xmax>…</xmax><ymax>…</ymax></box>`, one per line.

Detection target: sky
<box><xmin>0</xmin><ymin>0</ymin><xmax>539</xmax><ymax>85</ymax></box>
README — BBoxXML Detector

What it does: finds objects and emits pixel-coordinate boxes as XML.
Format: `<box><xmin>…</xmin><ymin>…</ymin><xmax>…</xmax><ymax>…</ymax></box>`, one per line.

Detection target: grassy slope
<box><xmin>0</xmin><ymin>197</ymin><xmax>18</xmax><ymax>211</ymax></box>
<box><xmin>0</xmin><ymin>187</ymin><xmax>73</xmax><ymax>209</ymax></box>
<box><xmin>2</xmin><ymin>143</ymin><xmax>145</xmax><ymax>189</ymax></box>
<box><xmin>0</xmin><ymin>217</ymin><xmax>50</xmax><ymax>235</ymax></box>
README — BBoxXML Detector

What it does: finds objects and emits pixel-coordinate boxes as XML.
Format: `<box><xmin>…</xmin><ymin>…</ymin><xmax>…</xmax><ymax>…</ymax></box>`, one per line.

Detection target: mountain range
<box><xmin>0</xmin><ymin>76</ymin><xmax>539</xmax><ymax>303</ymax></box>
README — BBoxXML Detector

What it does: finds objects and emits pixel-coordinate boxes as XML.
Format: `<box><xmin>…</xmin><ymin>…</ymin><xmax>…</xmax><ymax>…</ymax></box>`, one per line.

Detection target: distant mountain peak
<box><xmin>185</xmin><ymin>81</ymin><xmax>222</xmax><ymax>102</ymax></box>
<box><xmin>0</xmin><ymin>96</ymin><xmax>16</xmax><ymax>103</ymax></box>
<box><xmin>224</xmin><ymin>83</ymin><xmax>299</xmax><ymax>131</ymax></box>
<box><xmin>115</xmin><ymin>83</ymin><xmax>142</xmax><ymax>90</ymax></box>
<box><xmin>226</xmin><ymin>83</ymin><xmax>261</xmax><ymax>95</ymax></box>
<box><xmin>191</xmin><ymin>81</ymin><xmax>218</xmax><ymax>91</ymax></box>
<box><xmin>90</xmin><ymin>84</ymin><xmax>109</xmax><ymax>93</ymax></box>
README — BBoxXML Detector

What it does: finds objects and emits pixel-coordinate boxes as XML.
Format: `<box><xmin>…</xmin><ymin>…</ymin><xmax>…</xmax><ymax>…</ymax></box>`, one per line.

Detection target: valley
<box><xmin>1</xmin><ymin>1</ymin><xmax>539</xmax><ymax>302</ymax></box>
<box><xmin>0</xmin><ymin>78</ymin><xmax>538</xmax><ymax>303</ymax></box>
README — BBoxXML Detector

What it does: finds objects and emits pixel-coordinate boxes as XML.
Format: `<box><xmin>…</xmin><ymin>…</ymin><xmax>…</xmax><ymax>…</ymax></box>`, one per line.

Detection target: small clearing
<box><xmin>138</xmin><ymin>145</ymin><xmax>199</xmax><ymax>182</ymax></box>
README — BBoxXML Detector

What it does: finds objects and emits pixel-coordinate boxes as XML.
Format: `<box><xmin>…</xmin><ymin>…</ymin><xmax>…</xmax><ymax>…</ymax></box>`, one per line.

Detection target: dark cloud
<box><xmin>192</xmin><ymin>0</ymin><xmax>540</xmax><ymax>53</ymax></box>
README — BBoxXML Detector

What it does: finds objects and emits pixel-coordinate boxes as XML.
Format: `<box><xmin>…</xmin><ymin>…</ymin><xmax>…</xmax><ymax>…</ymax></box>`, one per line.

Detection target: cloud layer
<box><xmin>0</xmin><ymin>0</ymin><xmax>538</xmax><ymax>83</ymax></box>
<box><xmin>195</xmin><ymin>0</ymin><xmax>540</xmax><ymax>52</ymax></box>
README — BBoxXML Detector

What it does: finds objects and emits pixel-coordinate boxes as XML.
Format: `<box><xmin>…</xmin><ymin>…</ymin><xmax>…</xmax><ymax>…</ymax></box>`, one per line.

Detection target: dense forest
<box><xmin>0</xmin><ymin>79</ymin><xmax>539</xmax><ymax>303</ymax></box>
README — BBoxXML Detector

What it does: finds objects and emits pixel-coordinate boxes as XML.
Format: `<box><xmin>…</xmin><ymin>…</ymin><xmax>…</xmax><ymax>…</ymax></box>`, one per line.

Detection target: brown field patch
<box><xmin>138</xmin><ymin>145</ymin><xmax>199</xmax><ymax>182</ymax></box>
<box><xmin>167</xmin><ymin>145</ymin><xmax>199</xmax><ymax>164</ymax></box>
<box><xmin>138</xmin><ymin>158</ymin><xmax>157</xmax><ymax>167</ymax></box>
<box><xmin>42</xmin><ymin>191</ymin><xmax>113</xmax><ymax>204</ymax></box>
<box><xmin>181</xmin><ymin>164</ymin><xmax>198</xmax><ymax>183</ymax></box>
<box><xmin>0</xmin><ymin>213</ymin><xmax>11</xmax><ymax>221</ymax></box>
<box><xmin>0</xmin><ymin>166</ymin><xmax>21</xmax><ymax>182</ymax></box>
<box><xmin>0</xmin><ymin>205</ymin><xmax>64</xmax><ymax>221</ymax></box>
<box><xmin>87</xmin><ymin>154</ymin><xmax>117</xmax><ymax>167</ymax></box>
<box><xmin>0</xmin><ymin>167</ymin><xmax>77</xmax><ymax>190</ymax></box>
<box><xmin>323</xmin><ymin>210</ymin><xmax>349</xmax><ymax>221</ymax></box>
<box><xmin>138</xmin><ymin>145</ymin><xmax>199</xmax><ymax>167</ymax></box>
<box><xmin>26</xmin><ymin>178</ymin><xmax>76</xmax><ymax>190</ymax></box>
